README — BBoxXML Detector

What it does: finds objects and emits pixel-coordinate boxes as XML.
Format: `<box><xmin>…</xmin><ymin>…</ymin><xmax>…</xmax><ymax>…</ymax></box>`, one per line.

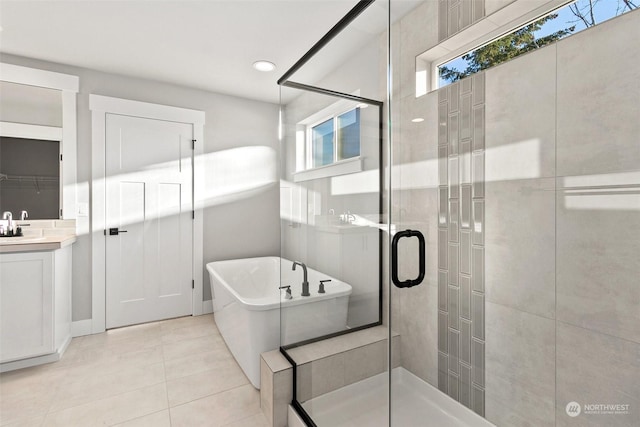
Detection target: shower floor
<box><xmin>301</xmin><ymin>367</ymin><xmax>494</xmax><ymax>426</ymax></box>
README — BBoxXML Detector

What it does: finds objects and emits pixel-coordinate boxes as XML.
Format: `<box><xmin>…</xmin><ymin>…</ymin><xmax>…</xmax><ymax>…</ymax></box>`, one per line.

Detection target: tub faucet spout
<box><xmin>292</xmin><ymin>261</ymin><xmax>310</xmax><ymax>297</ymax></box>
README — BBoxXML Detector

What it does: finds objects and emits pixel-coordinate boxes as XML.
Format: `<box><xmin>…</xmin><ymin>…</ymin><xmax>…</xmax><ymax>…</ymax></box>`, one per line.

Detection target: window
<box><xmin>310</xmin><ymin>108</ymin><xmax>360</xmax><ymax>168</ymax></box>
<box><xmin>437</xmin><ymin>0</ymin><xmax>637</xmax><ymax>88</ymax></box>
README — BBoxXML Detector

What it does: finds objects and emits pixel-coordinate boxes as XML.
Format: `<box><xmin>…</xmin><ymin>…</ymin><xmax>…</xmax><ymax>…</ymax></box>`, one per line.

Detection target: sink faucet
<box><xmin>292</xmin><ymin>261</ymin><xmax>310</xmax><ymax>296</ymax></box>
<box><xmin>2</xmin><ymin>212</ymin><xmax>12</xmax><ymax>235</ymax></box>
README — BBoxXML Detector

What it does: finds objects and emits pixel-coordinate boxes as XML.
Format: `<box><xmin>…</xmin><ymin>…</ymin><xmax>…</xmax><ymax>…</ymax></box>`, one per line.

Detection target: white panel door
<box><xmin>105</xmin><ymin>113</ymin><xmax>193</xmax><ymax>329</ymax></box>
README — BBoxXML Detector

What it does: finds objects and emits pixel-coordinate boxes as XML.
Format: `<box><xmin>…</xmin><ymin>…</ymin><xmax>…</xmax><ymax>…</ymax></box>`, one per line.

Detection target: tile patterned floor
<box><xmin>0</xmin><ymin>315</ymin><xmax>269</xmax><ymax>427</ymax></box>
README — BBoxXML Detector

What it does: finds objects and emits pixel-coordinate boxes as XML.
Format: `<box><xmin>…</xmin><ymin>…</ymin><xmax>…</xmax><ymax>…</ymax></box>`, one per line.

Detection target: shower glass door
<box><xmin>390</xmin><ymin>1</ymin><xmax>639</xmax><ymax>427</ymax></box>
<box><xmin>277</xmin><ymin>1</ymin><xmax>391</xmax><ymax>425</ymax></box>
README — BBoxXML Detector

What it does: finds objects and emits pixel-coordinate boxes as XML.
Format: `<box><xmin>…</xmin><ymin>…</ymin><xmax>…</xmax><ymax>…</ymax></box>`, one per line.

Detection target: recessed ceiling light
<box><xmin>411</xmin><ymin>118</ymin><xmax>424</xmax><ymax>123</ymax></box>
<box><xmin>253</xmin><ymin>60</ymin><xmax>276</xmax><ymax>72</ymax></box>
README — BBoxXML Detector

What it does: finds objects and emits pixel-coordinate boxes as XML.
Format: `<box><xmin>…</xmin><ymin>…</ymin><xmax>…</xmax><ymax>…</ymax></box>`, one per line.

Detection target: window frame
<box><xmin>306</xmin><ymin>106</ymin><xmax>361</xmax><ymax>170</ymax></box>
<box><xmin>415</xmin><ymin>0</ymin><xmax>574</xmax><ymax>96</ymax></box>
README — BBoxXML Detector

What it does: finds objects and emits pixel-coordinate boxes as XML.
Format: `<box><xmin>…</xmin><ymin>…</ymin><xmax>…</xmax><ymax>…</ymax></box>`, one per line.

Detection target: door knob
<box><xmin>108</xmin><ymin>228</ymin><xmax>128</xmax><ymax>235</ymax></box>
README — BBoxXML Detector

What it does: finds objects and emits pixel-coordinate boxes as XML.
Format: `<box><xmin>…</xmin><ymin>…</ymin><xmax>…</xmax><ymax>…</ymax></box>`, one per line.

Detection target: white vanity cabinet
<box><xmin>0</xmin><ymin>245</ymin><xmax>72</xmax><ymax>368</ymax></box>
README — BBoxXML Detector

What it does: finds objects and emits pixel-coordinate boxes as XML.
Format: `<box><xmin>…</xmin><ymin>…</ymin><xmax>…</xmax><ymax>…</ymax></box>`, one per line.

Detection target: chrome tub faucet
<box><xmin>292</xmin><ymin>261</ymin><xmax>310</xmax><ymax>297</ymax></box>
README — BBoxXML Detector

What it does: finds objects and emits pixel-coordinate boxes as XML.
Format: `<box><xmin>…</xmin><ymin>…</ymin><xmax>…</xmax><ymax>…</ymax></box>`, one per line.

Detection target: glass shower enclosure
<box><xmin>278</xmin><ymin>1</ymin><xmax>640</xmax><ymax>426</ymax></box>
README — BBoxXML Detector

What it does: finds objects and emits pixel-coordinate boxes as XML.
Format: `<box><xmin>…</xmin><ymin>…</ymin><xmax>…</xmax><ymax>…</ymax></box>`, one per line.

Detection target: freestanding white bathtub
<box><xmin>206</xmin><ymin>256</ymin><xmax>352</xmax><ymax>388</ymax></box>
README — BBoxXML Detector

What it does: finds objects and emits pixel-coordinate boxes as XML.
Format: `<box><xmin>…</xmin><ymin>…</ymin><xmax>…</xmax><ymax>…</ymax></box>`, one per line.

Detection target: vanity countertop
<box><xmin>0</xmin><ymin>235</ymin><xmax>77</xmax><ymax>253</ymax></box>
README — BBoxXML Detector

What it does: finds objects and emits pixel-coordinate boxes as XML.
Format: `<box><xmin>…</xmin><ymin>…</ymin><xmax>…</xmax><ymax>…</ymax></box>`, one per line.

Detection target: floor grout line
<box><xmin>167</xmin><ymin>382</ymin><xmax>254</xmax><ymax>410</ymax></box>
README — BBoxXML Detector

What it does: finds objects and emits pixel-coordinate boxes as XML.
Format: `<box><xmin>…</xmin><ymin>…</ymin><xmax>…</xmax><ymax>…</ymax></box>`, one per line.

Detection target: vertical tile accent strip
<box><xmin>448</xmin><ymin>3</ymin><xmax>460</xmax><ymax>42</ymax></box>
<box><xmin>438</xmin><ymin>229</ymin><xmax>448</xmax><ymax>270</ymax></box>
<box><xmin>439</xmin><ymin>187</ymin><xmax>449</xmax><ymax>226</ymax></box>
<box><xmin>448</xmin><ymin>372</ymin><xmax>459</xmax><ymax>400</ymax></box>
<box><xmin>438</xmin><ymin>311</ymin><xmax>449</xmax><ymax>352</ymax></box>
<box><xmin>449</xmin><ymin>114</ymin><xmax>460</xmax><ymax>156</ymax></box>
<box><xmin>440</xmin><ymin>0</ymin><xmax>485</xmax><ymax>41</ymax></box>
<box><xmin>461</xmin><ymin>140</ymin><xmax>472</xmax><ymax>184</ymax></box>
<box><xmin>472</xmin><ymin>292</ymin><xmax>485</xmax><ymax>340</ymax></box>
<box><xmin>460</xmin><ymin>275</ymin><xmax>471</xmax><ymax>320</ymax></box>
<box><xmin>438</xmin><ymin>102</ymin><xmax>448</xmax><ymax>145</ymax></box>
<box><xmin>461</xmin><ymin>185</ymin><xmax>472</xmax><ymax>229</ymax></box>
<box><xmin>472</xmin><ymin>384</ymin><xmax>485</xmax><ymax>417</ymax></box>
<box><xmin>438</xmin><ymin>271</ymin><xmax>448</xmax><ymax>311</ymax></box>
<box><xmin>438</xmin><ymin>0</ymin><xmax>449</xmax><ymax>42</ymax></box>
<box><xmin>460</xmin><ymin>320</ymin><xmax>471</xmax><ymax>365</ymax></box>
<box><xmin>460</xmin><ymin>0</ymin><xmax>472</xmax><ymax>29</ymax></box>
<box><xmin>471</xmin><ymin>339</ymin><xmax>485</xmax><ymax>387</ymax></box>
<box><xmin>459</xmin><ymin>363</ymin><xmax>472</xmax><ymax>408</ymax></box>
<box><xmin>437</xmin><ymin>74</ymin><xmax>484</xmax><ymax>414</ymax></box>
<box><xmin>448</xmin><ymin>157</ymin><xmax>459</xmax><ymax>199</ymax></box>
<box><xmin>460</xmin><ymin>94</ymin><xmax>472</xmax><ymax>140</ymax></box>
<box><xmin>472</xmin><ymin>200</ymin><xmax>484</xmax><ymax>245</ymax></box>
<box><xmin>460</xmin><ymin>231</ymin><xmax>471</xmax><ymax>274</ymax></box>
<box><xmin>448</xmin><ymin>329</ymin><xmax>460</xmax><ymax>374</ymax></box>
<box><xmin>472</xmin><ymin>106</ymin><xmax>485</xmax><ymax>151</ymax></box>
<box><xmin>448</xmin><ymin>286</ymin><xmax>459</xmax><ymax>330</ymax></box>
<box><xmin>472</xmin><ymin>151</ymin><xmax>485</xmax><ymax>198</ymax></box>
<box><xmin>438</xmin><ymin>370</ymin><xmax>449</xmax><ymax>393</ymax></box>
<box><xmin>439</xmin><ymin>146</ymin><xmax>448</xmax><ymax>186</ymax></box>
<box><xmin>449</xmin><ymin>200</ymin><xmax>459</xmax><ymax>243</ymax></box>
<box><xmin>448</xmin><ymin>244</ymin><xmax>459</xmax><ymax>285</ymax></box>
<box><xmin>472</xmin><ymin>247</ymin><xmax>484</xmax><ymax>292</ymax></box>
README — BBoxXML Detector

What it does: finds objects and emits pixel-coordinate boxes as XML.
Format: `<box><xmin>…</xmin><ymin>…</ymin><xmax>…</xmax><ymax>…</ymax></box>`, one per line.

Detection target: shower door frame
<box><xmin>277</xmin><ymin>1</ymin><xmax>388</xmax><ymax>425</ymax></box>
<box><xmin>278</xmin><ymin>80</ymin><xmax>385</xmax><ymax>427</ymax></box>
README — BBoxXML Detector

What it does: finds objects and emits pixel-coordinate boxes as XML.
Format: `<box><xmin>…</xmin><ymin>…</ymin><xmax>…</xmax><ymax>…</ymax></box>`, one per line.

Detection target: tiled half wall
<box><xmin>437</xmin><ymin>72</ymin><xmax>485</xmax><ymax>416</ymax></box>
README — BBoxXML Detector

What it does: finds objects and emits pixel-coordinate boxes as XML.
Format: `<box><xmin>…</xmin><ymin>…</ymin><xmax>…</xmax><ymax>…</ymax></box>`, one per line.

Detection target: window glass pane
<box><xmin>312</xmin><ymin>118</ymin><xmax>334</xmax><ymax>167</ymax></box>
<box><xmin>438</xmin><ymin>0</ymin><xmax>635</xmax><ymax>87</ymax></box>
<box><xmin>337</xmin><ymin>108</ymin><xmax>360</xmax><ymax>160</ymax></box>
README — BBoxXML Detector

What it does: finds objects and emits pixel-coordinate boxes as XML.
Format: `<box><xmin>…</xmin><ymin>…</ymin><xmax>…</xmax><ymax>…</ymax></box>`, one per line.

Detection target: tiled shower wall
<box><xmin>437</xmin><ymin>73</ymin><xmax>485</xmax><ymax>416</ymax></box>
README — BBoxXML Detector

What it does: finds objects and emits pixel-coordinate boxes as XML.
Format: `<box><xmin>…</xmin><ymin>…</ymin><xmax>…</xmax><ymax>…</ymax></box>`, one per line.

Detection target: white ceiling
<box><xmin>0</xmin><ymin>0</ymin><xmax>420</xmax><ymax>104</ymax></box>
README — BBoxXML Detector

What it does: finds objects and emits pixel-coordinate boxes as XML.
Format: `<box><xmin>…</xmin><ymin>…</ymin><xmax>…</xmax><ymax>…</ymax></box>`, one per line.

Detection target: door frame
<box><xmin>90</xmin><ymin>95</ymin><xmax>205</xmax><ymax>333</ymax></box>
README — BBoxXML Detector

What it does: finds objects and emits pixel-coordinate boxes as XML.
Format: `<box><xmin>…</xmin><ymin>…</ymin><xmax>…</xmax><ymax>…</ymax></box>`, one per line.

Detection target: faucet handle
<box><xmin>20</xmin><ymin>210</ymin><xmax>28</xmax><ymax>221</ymax></box>
<box><xmin>279</xmin><ymin>285</ymin><xmax>293</xmax><ymax>300</ymax></box>
<box><xmin>318</xmin><ymin>279</ymin><xmax>331</xmax><ymax>294</ymax></box>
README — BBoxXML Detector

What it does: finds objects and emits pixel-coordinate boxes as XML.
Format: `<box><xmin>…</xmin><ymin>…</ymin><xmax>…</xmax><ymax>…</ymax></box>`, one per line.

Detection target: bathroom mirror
<box><xmin>0</xmin><ymin>63</ymin><xmax>78</xmax><ymax>219</ymax></box>
<box><xmin>0</xmin><ymin>136</ymin><xmax>61</xmax><ymax>219</ymax></box>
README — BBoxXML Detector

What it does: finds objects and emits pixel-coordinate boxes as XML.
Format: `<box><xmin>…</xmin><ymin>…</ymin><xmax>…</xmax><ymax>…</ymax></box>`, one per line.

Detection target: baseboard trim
<box><xmin>0</xmin><ymin>334</ymin><xmax>71</xmax><ymax>373</ymax></box>
<box><xmin>202</xmin><ymin>300</ymin><xmax>214</xmax><ymax>314</ymax></box>
<box><xmin>71</xmin><ymin>319</ymin><xmax>93</xmax><ymax>337</ymax></box>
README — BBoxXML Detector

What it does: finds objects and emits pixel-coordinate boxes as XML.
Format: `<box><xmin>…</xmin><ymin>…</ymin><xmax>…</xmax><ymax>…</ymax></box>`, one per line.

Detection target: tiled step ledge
<box><xmin>260</xmin><ymin>326</ymin><xmax>401</xmax><ymax>427</ymax></box>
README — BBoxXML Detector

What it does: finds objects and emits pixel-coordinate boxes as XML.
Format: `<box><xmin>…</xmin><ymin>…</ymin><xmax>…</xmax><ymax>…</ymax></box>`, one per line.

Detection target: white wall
<box><xmin>1</xmin><ymin>54</ymin><xmax>281</xmax><ymax>320</ymax></box>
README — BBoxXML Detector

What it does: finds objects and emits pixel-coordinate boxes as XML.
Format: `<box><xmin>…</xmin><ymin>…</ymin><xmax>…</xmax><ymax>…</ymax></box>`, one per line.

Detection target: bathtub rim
<box><xmin>206</xmin><ymin>256</ymin><xmax>352</xmax><ymax>312</ymax></box>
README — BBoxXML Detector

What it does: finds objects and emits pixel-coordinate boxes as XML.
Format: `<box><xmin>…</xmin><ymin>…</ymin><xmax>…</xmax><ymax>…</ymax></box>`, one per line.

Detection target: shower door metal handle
<box><xmin>391</xmin><ymin>229</ymin><xmax>425</xmax><ymax>288</ymax></box>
